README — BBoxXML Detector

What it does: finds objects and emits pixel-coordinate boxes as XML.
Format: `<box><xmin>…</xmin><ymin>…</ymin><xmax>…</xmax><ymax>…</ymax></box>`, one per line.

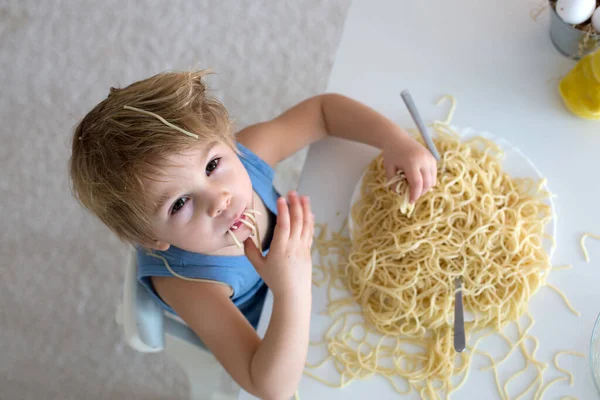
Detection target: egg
<box><xmin>592</xmin><ymin>7</ymin><xmax>600</xmax><ymax>32</ymax></box>
<box><xmin>556</xmin><ymin>0</ymin><xmax>596</xmax><ymax>25</ymax></box>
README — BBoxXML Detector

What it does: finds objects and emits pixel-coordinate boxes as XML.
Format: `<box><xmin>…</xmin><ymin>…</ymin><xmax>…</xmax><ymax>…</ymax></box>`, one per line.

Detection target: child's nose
<box><xmin>209</xmin><ymin>193</ymin><xmax>231</xmax><ymax>218</ymax></box>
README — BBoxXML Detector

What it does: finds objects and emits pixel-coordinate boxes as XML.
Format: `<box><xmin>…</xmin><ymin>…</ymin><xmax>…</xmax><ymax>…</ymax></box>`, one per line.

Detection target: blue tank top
<box><xmin>136</xmin><ymin>142</ymin><xmax>279</xmax><ymax>329</ymax></box>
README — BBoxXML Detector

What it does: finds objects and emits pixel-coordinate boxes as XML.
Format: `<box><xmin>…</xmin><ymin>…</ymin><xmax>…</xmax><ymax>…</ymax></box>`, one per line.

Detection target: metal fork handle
<box><xmin>454</xmin><ymin>277</ymin><xmax>466</xmax><ymax>352</ymax></box>
<box><xmin>400</xmin><ymin>90</ymin><xmax>441</xmax><ymax>161</ymax></box>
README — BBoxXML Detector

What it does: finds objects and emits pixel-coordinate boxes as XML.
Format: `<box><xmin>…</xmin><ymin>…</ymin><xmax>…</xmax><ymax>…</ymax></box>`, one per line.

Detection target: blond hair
<box><xmin>69</xmin><ymin>70</ymin><xmax>235</xmax><ymax>244</ymax></box>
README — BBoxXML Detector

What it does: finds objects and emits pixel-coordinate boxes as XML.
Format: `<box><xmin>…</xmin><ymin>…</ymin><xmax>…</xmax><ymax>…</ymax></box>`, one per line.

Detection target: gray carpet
<box><xmin>0</xmin><ymin>1</ymin><xmax>349</xmax><ymax>399</ymax></box>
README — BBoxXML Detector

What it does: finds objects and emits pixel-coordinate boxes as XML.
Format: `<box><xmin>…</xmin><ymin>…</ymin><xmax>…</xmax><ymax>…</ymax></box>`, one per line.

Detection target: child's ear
<box><xmin>142</xmin><ymin>240</ymin><xmax>170</xmax><ymax>252</ymax></box>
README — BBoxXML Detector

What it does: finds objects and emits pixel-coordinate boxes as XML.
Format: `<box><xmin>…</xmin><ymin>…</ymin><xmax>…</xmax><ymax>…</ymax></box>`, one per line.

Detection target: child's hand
<box><xmin>383</xmin><ymin>129</ymin><xmax>437</xmax><ymax>203</ymax></box>
<box><xmin>243</xmin><ymin>191</ymin><xmax>314</xmax><ymax>298</ymax></box>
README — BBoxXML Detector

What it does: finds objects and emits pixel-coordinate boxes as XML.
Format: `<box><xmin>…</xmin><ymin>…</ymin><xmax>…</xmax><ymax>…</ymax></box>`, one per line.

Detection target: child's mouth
<box><xmin>229</xmin><ymin>213</ymin><xmax>247</xmax><ymax>231</ymax></box>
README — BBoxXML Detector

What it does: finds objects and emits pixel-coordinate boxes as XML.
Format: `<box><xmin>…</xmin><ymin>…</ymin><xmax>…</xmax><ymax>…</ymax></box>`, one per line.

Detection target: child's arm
<box><xmin>152</xmin><ymin>192</ymin><xmax>313</xmax><ymax>400</ymax></box>
<box><xmin>237</xmin><ymin>93</ymin><xmax>437</xmax><ymax>203</ymax></box>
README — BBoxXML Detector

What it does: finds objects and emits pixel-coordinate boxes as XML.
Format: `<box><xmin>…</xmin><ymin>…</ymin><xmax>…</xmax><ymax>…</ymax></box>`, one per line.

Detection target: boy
<box><xmin>69</xmin><ymin>70</ymin><xmax>436</xmax><ymax>399</ymax></box>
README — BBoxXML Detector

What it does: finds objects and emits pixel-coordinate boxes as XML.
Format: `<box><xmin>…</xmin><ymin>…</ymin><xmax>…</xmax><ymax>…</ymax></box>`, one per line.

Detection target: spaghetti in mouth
<box><xmin>227</xmin><ymin>209</ymin><xmax>262</xmax><ymax>249</ymax></box>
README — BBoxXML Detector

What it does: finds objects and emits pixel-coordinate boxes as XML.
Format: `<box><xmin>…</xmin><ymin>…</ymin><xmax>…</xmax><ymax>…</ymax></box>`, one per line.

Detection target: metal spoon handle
<box><xmin>400</xmin><ymin>90</ymin><xmax>441</xmax><ymax>161</ymax></box>
<box><xmin>454</xmin><ymin>278</ymin><xmax>466</xmax><ymax>352</ymax></box>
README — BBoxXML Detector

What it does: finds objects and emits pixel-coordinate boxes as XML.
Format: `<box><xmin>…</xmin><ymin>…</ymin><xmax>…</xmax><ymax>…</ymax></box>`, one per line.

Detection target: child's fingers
<box><xmin>271</xmin><ymin>197</ymin><xmax>290</xmax><ymax>249</ymax></box>
<box><xmin>384</xmin><ymin>164</ymin><xmax>396</xmax><ymax>184</ymax></box>
<box><xmin>300</xmin><ymin>196</ymin><xmax>313</xmax><ymax>242</ymax></box>
<box><xmin>243</xmin><ymin>237</ymin><xmax>265</xmax><ymax>270</ymax></box>
<box><xmin>308</xmin><ymin>213</ymin><xmax>315</xmax><ymax>247</ymax></box>
<box><xmin>421</xmin><ymin>167</ymin><xmax>432</xmax><ymax>193</ymax></box>
<box><xmin>288</xmin><ymin>191</ymin><xmax>303</xmax><ymax>239</ymax></box>
<box><xmin>405</xmin><ymin>167</ymin><xmax>423</xmax><ymax>203</ymax></box>
<box><xmin>431</xmin><ymin>166</ymin><xmax>438</xmax><ymax>187</ymax></box>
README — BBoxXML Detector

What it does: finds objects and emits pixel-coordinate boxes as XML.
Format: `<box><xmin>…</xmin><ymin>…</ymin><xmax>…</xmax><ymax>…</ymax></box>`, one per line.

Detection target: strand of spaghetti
<box><xmin>474</xmin><ymin>349</ymin><xmax>506</xmax><ymax>400</ymax></box>
<box><xmin>227</xmin><ymin>230</ymin><xmax>242</xmax><ymax>248</ymax></box>
<box><xmin>239</xmin><ymin>218</ymin><xmax>257</xmax><ymax>234</ymax></box>
<box><xmin>305</xmin><ymin>355</ymin><xmax>332</xmax><ymax>369</ymax></box>
<box><xmin>514</xmin><ymin>364</ymin><xmax>544</xmax><ymax>400</ymax></box>
<box><xmin>146</xmin><ymin>252</ymin><xmax>230</xmax><ymax>291</ymax></box>
<box><xmin>552</xmin><ymin>265</ymin><xmax>573</xmax><ymax>271</ymax></box>
<box><xmin>581</xmin><ymin>232</ymin><xmax>600</xmax><ymax>262</ymax></box>
<box><xmin>303</xmin><ymin>370</ymin><xmax>345</xmax><ymax>388</ymax></box>
<box><xmin>514</xmin><ymin>327</ymin><xmax>545</xmax><ymax>400</ymax></box>
<box><xmin>337</xmin><ymin>217</ymin><xmax>348</xmax><ymax>235</ymax></box>
<box><xmin>554</xmin><ymin>351</ymin><xmax>585</xmax><ymax>387</ymax></box>
<box><xmin>385</xmin><ymin>173</ymin><xmax>413</xmax><ymax>215</ymax></box>
<box><xmin>522</xmin><ymin>335</ymin><xmax>546</xmax><ymax>370</ymax></box>
<box><xmin>503</xmin><ymin>361</ymin><xmax>529</xmax><ymax>399</ymax></box>
<box><xmin>123</xmin><ymin>105</ymin><xmax>199</xmax><ymax>138</ymax></box>
<box><xmin>483</xmin><ymin>314</ymin><xmax>535</xmax><ymax>370</ymax></box>
<box><xmin>243</xmin><ymin>209</ymin><xmax>261</xmax><ymax>215</ymax></box>
<box><xmin>433</xmin><ymin>95</ymin><xmax>457</xmax><ymax>126</ymax></box>
<box><xmin>450</xmin><ymin>330</ymin><xmax>496</xmax><ymax>394</ymax></box>
<box><xmin>536</xmin><ymin>376</ymin><xmax>568</xmax><ymax>399</ymax></box>
<box><xmin>543</xmin><ymin>233</ymin><xmax>556</xmax><ymax>250</ymax></box>
<box><xmin>312</xmin><ymin>264</ymin><xmax>329</xmax><ymax>287</ymax></box>
<box><xmin>383</xmin><ymin>375</ymin><xmax>412</xmax><ymax>395</ymax></box>
<box><xmin>243</xmin><ymin>212</ymin><xmax>262</xmax><ymax>250</ymax></box>
<box><xmin>503</xmin><ymin>319</ymin><xmax>533</xmax><ymax>399</ymax></box>
<box><xmin>545</xmin><ymin>283</ymin><xmax>581</xmax><ymax>317</ymax></box>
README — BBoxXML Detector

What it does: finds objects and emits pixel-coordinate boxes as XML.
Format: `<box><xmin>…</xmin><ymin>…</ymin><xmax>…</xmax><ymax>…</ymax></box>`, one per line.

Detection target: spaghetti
<box><xmin>580</xmin><ymin>232</ymin><xmax>600</xmax><ymax>263</ymax></box>
<box><xmin>348</xmin><ymin>126</ymin><xmax>552</xmax><ymax>339</ymax></box>
<box><xmin>148</xmin><ymin>208</ymin><xmax>262</xmax><ymax>285</ymax></box>
<box><xmin>554</xmin><ymin>351</ymin><xmax>585</xmax><ymax>387</ymax></box>
<box><xmin>304</xmin><ymin>100</ymin><xmax>582</xmax><ymax>398</ymax></box>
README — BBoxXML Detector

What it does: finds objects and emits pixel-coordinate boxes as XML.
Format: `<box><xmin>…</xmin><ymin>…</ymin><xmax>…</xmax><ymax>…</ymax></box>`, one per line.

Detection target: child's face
<box><xmin>143</xmin><ymin>140</ymin><xmax>254</xmax><ymax>254</ymax></box>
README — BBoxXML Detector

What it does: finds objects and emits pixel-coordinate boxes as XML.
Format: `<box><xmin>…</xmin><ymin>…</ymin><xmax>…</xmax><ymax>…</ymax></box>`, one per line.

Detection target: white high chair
<box><xmin>115</xmin><ymin>251</ymin><xmax>239</xmax><ymax>400</ymax></box>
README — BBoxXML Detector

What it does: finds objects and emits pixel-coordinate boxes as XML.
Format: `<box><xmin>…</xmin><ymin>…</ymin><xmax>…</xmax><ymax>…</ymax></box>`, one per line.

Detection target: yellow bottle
<box><xmin>559</xmin><ymin>49</ymin><xmax>600</xmax><ymax>120</ymax></box>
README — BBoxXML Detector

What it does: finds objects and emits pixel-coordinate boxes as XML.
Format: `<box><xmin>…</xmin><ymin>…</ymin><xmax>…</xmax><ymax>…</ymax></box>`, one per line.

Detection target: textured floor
<box><xmin>0</xmin><ymin>1</ymin><xmax>349</xmax><ymax>399</ymax></box>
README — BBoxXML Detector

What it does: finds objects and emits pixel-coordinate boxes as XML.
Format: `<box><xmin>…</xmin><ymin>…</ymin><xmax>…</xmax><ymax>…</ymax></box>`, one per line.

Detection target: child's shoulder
<box><xmin>235</xmin><ymin>119</ymin><xmax>288</xmax><ymax>168</ymax></box>
<box><xmin>235</xmin><ymin>95</ymin><xmax>327</xmax><ymax>167</ymax></box>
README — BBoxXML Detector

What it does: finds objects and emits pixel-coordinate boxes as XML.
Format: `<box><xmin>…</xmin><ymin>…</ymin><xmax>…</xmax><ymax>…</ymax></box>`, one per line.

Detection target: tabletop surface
<box><xmin>239</xmin><ymin>0</ymin><xmax>600</xmax><ymax>398</ymax></box>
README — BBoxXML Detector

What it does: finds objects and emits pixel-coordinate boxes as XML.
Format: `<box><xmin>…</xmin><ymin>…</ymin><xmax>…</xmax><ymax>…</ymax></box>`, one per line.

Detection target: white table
<box><xmin>240</xmin><ymin>0</ymin><xmax>600</xmax><ymax>398</ymax></box>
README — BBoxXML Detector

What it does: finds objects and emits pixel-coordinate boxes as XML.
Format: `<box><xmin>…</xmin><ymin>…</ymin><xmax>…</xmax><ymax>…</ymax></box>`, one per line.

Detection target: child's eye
<box><xmin>206</xmin><ymin>157</ymin><xmax>221</xmax><ymax>176</ymax></box>
<box><xmin>171</xmin><ymin>197</ymin><xmax>188</xmax><ymax>215</ymax></box>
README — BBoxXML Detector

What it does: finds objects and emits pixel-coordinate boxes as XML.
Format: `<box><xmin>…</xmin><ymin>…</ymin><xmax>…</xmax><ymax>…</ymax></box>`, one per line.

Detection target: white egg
<box><xmin>556</xmin><ymin>0</ymin><xmax>596</xmax><ymax>24</ymax></box>
<box><xmin>592</xmin><ymin>7</ymin><xmax>600</xmax><ymax>32</ymax></box>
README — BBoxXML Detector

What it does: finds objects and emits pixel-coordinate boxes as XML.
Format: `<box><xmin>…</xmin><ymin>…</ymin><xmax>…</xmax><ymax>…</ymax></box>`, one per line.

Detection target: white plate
<box><xmin>348</xmin><ymin>126</ymin><xmax>557</xmax><ymax>261</ymax></box>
